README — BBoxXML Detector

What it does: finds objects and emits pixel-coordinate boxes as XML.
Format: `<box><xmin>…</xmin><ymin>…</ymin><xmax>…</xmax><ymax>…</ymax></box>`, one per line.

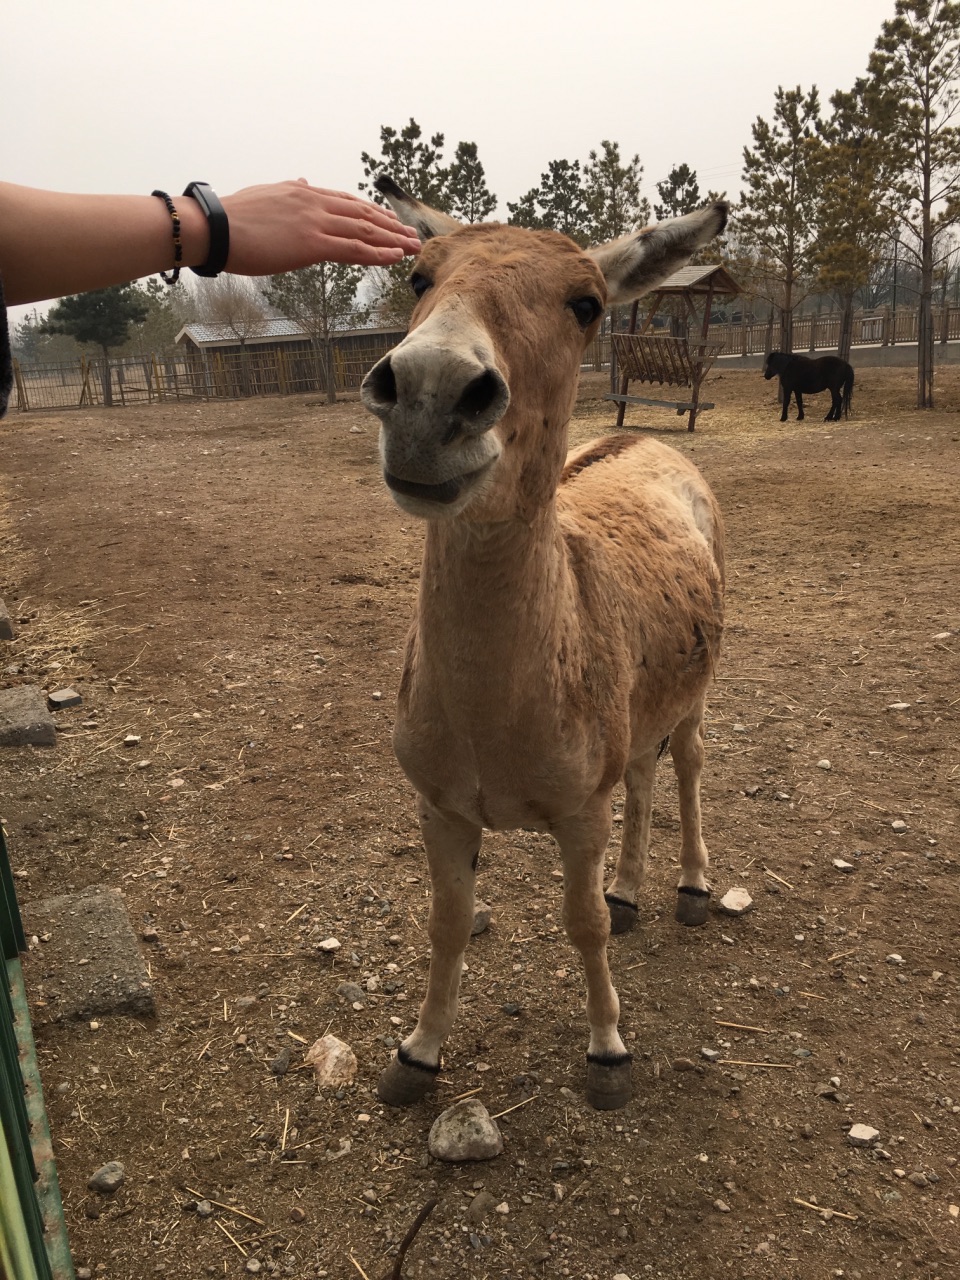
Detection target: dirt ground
<box><xmin>1</xmin><ymin>364</ymin><xmax>958</xmax><ymax>1280</ymax></box>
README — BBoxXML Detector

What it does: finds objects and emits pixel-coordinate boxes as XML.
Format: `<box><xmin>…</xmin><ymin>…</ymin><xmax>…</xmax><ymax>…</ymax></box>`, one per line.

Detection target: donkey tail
<box><xmin>842</xmin><ymin>367</ymin><xmax>854</xmax><ymax>418</ymax></box>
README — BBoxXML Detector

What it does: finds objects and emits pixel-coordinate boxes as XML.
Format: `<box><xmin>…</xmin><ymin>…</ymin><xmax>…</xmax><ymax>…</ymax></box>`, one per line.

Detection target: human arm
<box><xmin>0</xmin><ymin>178</ymin><xmax>422</xmax><ymax>305</ymax></box>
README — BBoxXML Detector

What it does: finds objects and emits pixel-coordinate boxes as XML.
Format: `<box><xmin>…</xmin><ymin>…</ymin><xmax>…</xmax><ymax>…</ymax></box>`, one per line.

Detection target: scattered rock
<box><xmin>304</xmin><ymin>1034</ymin><xmax>357</xmax><ymax>1088</ymax></box>
<box><xmin>269</xmin><ymin>1046</ymin><xmax>292</xmax><ymax>1076</ymax></box>
<box><xmin>336</xmin><ymin>981</ymin><xmax>366</xmax><ymax>1005</ymax></box>
<box><xmin>832</xmin><ymin>858</ymin><xmax>855</xmax><ymax>873</ymax></box>
<box><xmin>290</xmin><ymin>1206</ymin><xmax>306</xmax><ymax>1223</ymax></box>
<box><xmin>773</xmin><ymin>791</ymin><xmax>791</xmax><ymax>802</ymax></box>
<box><xmin>47</xmin><ymin>687</ymin><xmax>82</xmax><ymax>710</ymax></box>
<box><xmin>713</xmin><ymin>1198</ymin><xmax>731</xmax><ymax>1212</ymax></box>
<box><xmin>700</xmin><ymin>1047</ymin><xmax>721</xmax><ymax>1062</ymax></box>
<box><xmin>886</xmin><ymin>702</ymin><xmax>911</xmax><ymax>711</ymax></box>
<box><xmin>123</xmin><ymin>734</ymin><xmax>141</xmax><ymax>747</ymax></box>
<box><xmin>908</xmin><ymin>1172</ymin><xmax>930</xmax><ymax>1189</ymax></box>
<box><xmin>245</xmin><ymin>1260</ymin><xmax>262</xmax><ymax>1274</ymax></box>
<box><xmin>196</xmin><ymin>1199</ymin><xmax>215</xmax><ymax>1217</ymax></box>
<box><xmin>816</xmin><ymin>759</ymin><xmax>831</xmax><ymax>770</ymax></box>
<box><xmin>88</xmin><ymin>1161</ymin><xmax>125</xmax><ymax>1194</ymax></box>
<box><xmin>467</xmin><ymin>1190</ymin><xmax>498</xmax><ymax>1224</ymax></box>
<box><xmin>0</xmin><ymin>598</ymin><xmax>16</xmax><ymax>640</ymax></box>
<box><xmin>932</xmin><ymin>631</ymin><xmax>953</xmax><ymax>641</ymax></box>
<box><xmin>672</xmin><ymin>1057</ymin><xmax>696</xmax><ymax>1072</ymax></box>
<box><xmin>718</xmin><ymin>888</ymin><xmax>753</xmax><ymax>916</ymax></box>
<box><xmin>0</xmin><ymin>685</ymin><xmax>57</xmax><ymax>747</ymax></box>
<box><xmin>743</xmin><ymin>784</ymin><xmax>760</xmax><ymax>797</ymax></box>
<box><xmin>427</xmin><ymin>1099</ymin><xmax>503</xmax><ymax>1163</ymax></box>
<box><xmin>891</xmin><ymin>820</ymin><xmax>908</xmax><ymax>832</ymax></box>
<box><xmin>317</xmin><ymin>937</ymin><xmax>341</xmax><ymax>953</ymax></box>
<box><xmin>886</xmin><ymin>953</ymin><xmax>904</xmax><ymax>965</ymax></box>
<box><xmin>847</xmin><ymin>1124</ymin><xmax>880</xmax><ymax>1146</ymax></box>
<box><xmin>471</xmin><ymin>900</ymin><xmax>492</xmax><ymax>935</ymax></box>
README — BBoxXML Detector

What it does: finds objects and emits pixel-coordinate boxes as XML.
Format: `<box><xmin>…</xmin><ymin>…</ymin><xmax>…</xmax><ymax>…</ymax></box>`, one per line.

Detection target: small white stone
<box><xmin>932</xmin><ymin>632</ymin><xmax>952</xmax><ymax>641</ymax></box>
<box><xmin>891</xmin><ymin>819</ymin><xmax>908</xmax><ymax>832</ymax></box>
<box><xmin>848</xmin><ymin>1124</ymin><xmax>880</xmax><ymax>1146</ymax></box>
<box><xmin>832</xmin><ymin>858</ymin><xmax>855</xmax><ymax>873</ymax></box>
<box><xmin>495</xmin><ymin>1201</ymin><xmax>510</xmax><ymax>1215</ymax></box>
<box><xmin>701</xmin><ymin>1047</ymin><xmax>721</xmax><ymax>1062</ymax></box>
<box><xmin>123</xmin><ymin>734</ymin><xmax>141</xmax><ymax>747</ymax></box>
<box><xmin>718</xmin><ymin>888</ymin><xmax>753</xmax><ymax>916</ymax></box>
<box><xmin>371</xmin><ymin>690</ymin><xmax>382</xmax><ymax>700</ymax></box>
<box><xmin>817</xmin><ymin>759</ymin><xmax>831</xmax><ymax>771</ymax></box>
<box><xmin>317</xmin><ymin>937</ymin><xmax>341</xmax><ymax>952</ymax></box>
<box><xmin>886</xmin><ymin>702</ymin><xmax>911</xmax><ymax>711</ymax></box>
<box><xmin>886</xmin><ymin>953</ymin><xmax>904</xmax><ymax>965</ymax></box>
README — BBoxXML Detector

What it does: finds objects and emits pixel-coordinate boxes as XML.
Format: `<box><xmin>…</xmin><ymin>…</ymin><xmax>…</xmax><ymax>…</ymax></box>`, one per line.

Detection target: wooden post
<box><xmin>152</xmin><ymin>353</ymin><xmax>164</xmax><ymax>402</ymax></box>
<box><xmin>615</xmin><ymin>299</ymin><xmax>641</xmax><ymax>428</ymax></box>
<box><xmin>12</xmin><ymin>359</ymin><xmax>28</xmax><ymax>411</ymax></box>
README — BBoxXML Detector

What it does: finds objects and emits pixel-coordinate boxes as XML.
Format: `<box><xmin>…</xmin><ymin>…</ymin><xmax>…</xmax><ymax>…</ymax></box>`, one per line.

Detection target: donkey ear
<box><xmin>373</xmin><ymin>175</ymin><xmax>462</xmax><ymax>243</ymax></box>
<box><xmin>587</xmin><ymin>202</ymin><xmax>729</xmax><ymax>305</ymax></box>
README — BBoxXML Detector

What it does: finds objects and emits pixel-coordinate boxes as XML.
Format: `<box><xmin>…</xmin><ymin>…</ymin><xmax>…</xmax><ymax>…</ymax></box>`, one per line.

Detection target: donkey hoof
<box><xmin>604</xmin><ymin>893</ymin><xmax>638</xmax><ymax>935</ymax></box>
<box><xmin>675</xmin><ymin>886</ymin><xmax>710</xmax><ymax>927</ymax></box>
<box><xmin>377</xmin><ymin>1051</ymin><xmax>440</xmax><ymax>1106</ymax></box>
<box><xmin>585</xmin><ymin>1053</ymin><xmax>632</xmax><ymax>1110</ymax></box>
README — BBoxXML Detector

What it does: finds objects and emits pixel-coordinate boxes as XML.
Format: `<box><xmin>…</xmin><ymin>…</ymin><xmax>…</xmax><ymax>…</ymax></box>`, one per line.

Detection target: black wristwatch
<box><xmin>183</xmin><ymin>181</ymin><xmax>230</xmax><ymax>277</ymax></box>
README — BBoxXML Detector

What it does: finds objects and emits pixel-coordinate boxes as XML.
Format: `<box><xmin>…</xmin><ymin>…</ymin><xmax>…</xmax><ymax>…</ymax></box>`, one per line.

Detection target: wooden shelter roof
<box><xmin>651</xmin><ymin>264</ymin><xmax>740</xmax><ymax>296</ymax></box>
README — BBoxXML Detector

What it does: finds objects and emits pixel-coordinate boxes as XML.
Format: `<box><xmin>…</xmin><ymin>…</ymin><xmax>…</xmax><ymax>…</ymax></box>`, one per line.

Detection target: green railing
<box><xmin>1</xmin><ymin>825</ymin><xmax>73</xmax><ymax>1280</ymax></box>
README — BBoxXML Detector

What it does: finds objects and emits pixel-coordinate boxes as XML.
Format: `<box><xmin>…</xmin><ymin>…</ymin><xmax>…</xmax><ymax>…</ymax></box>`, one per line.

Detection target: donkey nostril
<box><xmin>365</xmin><ymin>356</ymin><xmax>397</xmax><ymax>407</ymax></box>
<box><xmin>454</xmin><ymin>369</ymin><xmax>505</xmax><ymax>421</ymax></box>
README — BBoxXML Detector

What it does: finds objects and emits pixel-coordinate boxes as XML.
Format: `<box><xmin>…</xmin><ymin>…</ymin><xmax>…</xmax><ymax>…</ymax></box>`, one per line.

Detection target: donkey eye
<box><xmin>568</xmin><ymin>296</ymin><xmax>603</xmax><ymax>328</ymax></box>
<box><xmin>410</xmin><ymin>272</ymin><xmax>432</xmax><ymax>299</ymax></box>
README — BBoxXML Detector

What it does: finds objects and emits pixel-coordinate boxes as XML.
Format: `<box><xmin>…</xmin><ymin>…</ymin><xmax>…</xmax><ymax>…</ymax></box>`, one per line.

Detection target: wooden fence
<box><xmin>584</xmin><ymin>303</ymin><xmax>960</xmax><ymax>370</ymax></box>
<box><xmin>10</xmin><ymin>332</ymin><xmax>406</xmax><ymax>413</ymax></box>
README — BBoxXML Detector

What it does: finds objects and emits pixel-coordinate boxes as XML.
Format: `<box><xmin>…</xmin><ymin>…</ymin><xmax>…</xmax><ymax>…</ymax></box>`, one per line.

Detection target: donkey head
<box><xmin>361</xmin><ymin>177</ymin><xmax>728</xmax><ymax>521</ymax></box>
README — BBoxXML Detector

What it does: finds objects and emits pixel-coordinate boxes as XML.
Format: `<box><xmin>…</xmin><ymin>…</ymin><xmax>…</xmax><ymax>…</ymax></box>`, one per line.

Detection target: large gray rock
<box><xmin>23</xmin><ymin>889</ymin><xmax>155</xmax><ymax>1023</ymax></box>
<box><xmin>428</xmin><ymin>1099</ymin><xmax>504</xmax><ymax>1163</ymax></box>
<box><xmin>0</xmin><ymin>685</ymin><xmax>57</xmax><ymax>747</ymax></box>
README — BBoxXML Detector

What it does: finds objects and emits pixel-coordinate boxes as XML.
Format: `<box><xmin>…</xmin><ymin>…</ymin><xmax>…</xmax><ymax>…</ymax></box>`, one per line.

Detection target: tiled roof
<box><xmin>176</xmin><ymin>319</ymin><xmax>309</xmax><ymax>345</ymax></box>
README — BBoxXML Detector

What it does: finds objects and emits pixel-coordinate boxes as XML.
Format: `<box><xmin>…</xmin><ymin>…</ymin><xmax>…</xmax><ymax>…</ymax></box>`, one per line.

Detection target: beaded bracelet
<box><xmin>152</xmin><ymin>189</ymin><xmax>182</xmax><ymax>285</ymax></box>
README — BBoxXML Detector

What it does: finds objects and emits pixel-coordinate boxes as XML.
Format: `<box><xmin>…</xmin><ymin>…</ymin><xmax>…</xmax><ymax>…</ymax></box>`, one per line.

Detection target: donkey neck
<box><xmin>417</xmin><ymin>499</ymin><xmax>578</xmax><ymax>666</ymax></box>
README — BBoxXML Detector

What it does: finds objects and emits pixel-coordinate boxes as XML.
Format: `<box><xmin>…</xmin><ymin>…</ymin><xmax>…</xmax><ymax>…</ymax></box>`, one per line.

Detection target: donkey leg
<box><xmin>826</xmin><ymin>390</ymin><xmax>841</xmax><ymax>421</ymax></box>
<box><xmin>795</xmin><ymin>391</ymin><xmax>804</xmax><ymax>420</ymax></box>
<box><xmin>779</xmin><ymin>382</ymin><xmax>790</xmax><ymax>422</ymax></box>
<box><xmin>554</xmin><ymin>799</ymin><xmax>632</xmax><ymax>1110</ymax></box>
<box><xmin>377</xmin><ymin>798</ymin><xmax>481</xmax><ymax>1106</ymax></box>
<box><xmin>670</xmin><ymin>708</ymin><xmax>712</xmax><ymax>927</ymax></box>
<box><xmin>604</xmin><ymin>747</ymin><xmax>658</xmax><ymax>934</ymax></box>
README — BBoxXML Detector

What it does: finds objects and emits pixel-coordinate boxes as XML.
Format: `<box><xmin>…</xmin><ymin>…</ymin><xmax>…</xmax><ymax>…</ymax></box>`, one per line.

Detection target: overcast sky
<box><xmin>5</xmin><ymin>0</ymin><xmax>897</xmax><ymax>323</ymax></box>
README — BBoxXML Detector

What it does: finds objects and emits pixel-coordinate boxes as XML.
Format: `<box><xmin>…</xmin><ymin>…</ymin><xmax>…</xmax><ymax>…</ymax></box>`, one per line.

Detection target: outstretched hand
<box><xmin>221</xmin><ymin>179</ymin><xmax>422</xmax><ymax>274</ymax></box>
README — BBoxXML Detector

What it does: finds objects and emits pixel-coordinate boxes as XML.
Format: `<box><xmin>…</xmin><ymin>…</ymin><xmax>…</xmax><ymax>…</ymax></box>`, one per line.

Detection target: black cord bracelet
<box><xmin>152</xmin><ymin>190</ymin><xmax>182</xmax><ymax>285</ymax></box>
<box><xmin>183</xmin><ymin>181</ymin><xmax>230</xmax><ymax>278</ymax></box>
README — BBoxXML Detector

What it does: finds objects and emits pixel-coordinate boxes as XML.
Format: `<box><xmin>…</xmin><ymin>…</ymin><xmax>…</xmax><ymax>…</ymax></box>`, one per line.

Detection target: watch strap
<box><xmin>183</xmin><ymin>181</ymin><xmax>230</xmax><ymax>277</ymax></box>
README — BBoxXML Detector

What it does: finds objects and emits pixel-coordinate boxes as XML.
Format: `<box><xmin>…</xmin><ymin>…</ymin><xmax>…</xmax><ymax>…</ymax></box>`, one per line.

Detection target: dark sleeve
<box><xmin>0</xmin><ymin>279</ymin><xmax>12</xmax><ymax>418</ymax></box>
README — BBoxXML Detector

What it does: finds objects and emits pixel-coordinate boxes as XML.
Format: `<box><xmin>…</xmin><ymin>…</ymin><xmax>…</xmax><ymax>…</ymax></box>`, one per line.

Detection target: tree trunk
<box><xmin>100</xmin><ymin>345</ymin><xmax>113</xmax><ymax>407</ymax></box>
<box><xmin>917</xmin><ymin>230</ymin><xmax>934</xmax><ymax>409</ymax></box>
<box><xmin>780</xmin><ymin>272</ymin><xmax>794</xmax><ymax>351</ymax></box>
<box><xmin>837</xmin><ymin>291</ymin><xmax>855</xmax><ymax>364</ymax></box>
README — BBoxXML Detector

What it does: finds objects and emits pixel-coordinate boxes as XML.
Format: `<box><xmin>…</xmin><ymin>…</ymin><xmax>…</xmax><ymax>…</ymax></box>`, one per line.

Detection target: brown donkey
<box><xmin>361</xmin><ymin>178</ymin><xmax>727</xmax><ymax>1110</ymax></box>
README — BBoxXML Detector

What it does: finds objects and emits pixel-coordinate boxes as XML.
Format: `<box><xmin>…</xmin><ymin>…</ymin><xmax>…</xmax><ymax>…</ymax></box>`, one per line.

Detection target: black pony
<box><xmin>764</xmin><ymin>351</ymin><xmax>854</xmax><ymax>422</ymax></box>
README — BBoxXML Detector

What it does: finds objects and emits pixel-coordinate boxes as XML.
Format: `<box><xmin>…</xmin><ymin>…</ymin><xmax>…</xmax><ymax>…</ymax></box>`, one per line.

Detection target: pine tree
<box><xmin>263</xmin><ymin>263</ymin><xmax>367</xmax><ymax>404</ymax></box>
<box><xmin>447</xmin><ymin>142</ymin><xmax>497</xmax><ymax>222</ymax></box>
<box><xmin>583</xmin><ymin>141</ymin><xmax>650</xmax><ymax>244</ymax></box>
<box><xmin>808</xmin><ymin>80</ymin><xmax>902</xmax><ymax>360</ymax></box>
<box><xmin>737</xmin><ymin>86</ymin><xmax>821</xmax><ymax>350</ymax></box>
<box><xmin>360</xmin><ymin>119</ymin><xmax>450</xmax><ymax>210</ymax></box>
<box><xmin>868</xmin><ymin>0</ymin><xmax>960</xmax><ymax>407</ymax></box>
<box><xmin>41</xmin><ymin>284</ymin><xmax>148</xmax><ymax>406</ymax></box>
<box><xmin>654</xmin><ymin>164</ymin><xmax>702</xmax><ymax>220</ymax></box>
<box><xmin>507</xmin><ymin>159</ymin><xmax>590</xmax><ymax>243</ymax></box>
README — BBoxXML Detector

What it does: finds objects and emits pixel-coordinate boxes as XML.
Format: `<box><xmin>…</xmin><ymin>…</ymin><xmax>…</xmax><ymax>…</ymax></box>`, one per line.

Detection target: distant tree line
<box><xmin>10</xmin><ymin>1</ymin><xmax>960</xmax><ymax>408</ymax></box>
